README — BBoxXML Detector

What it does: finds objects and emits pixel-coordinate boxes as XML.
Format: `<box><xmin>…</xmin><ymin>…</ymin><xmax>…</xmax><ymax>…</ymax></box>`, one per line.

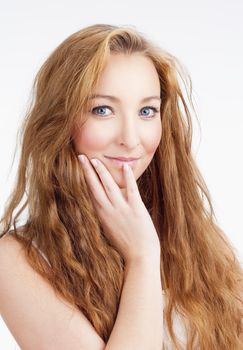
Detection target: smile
<box><xmin>104</xmin><ymin>156</ymin><xmax>138</xmax><ymax>169</ymax></box>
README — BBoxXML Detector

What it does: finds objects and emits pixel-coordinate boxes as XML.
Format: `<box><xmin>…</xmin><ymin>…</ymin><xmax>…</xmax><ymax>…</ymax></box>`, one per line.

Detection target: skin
<box><xmin>72</xmin><ymin>53</ymin><xmax>162</xmax><ymax>199</ymax></box>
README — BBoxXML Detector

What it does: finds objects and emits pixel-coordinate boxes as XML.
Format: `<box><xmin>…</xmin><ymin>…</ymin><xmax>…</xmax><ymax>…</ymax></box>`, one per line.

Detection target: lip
<box><xmin>105</xmin><ymin>156</ymin><xmax>140</xmax><ymax>161</ymax></box>
<box><xmin>104</xmin><ymin>155</ymin><xmax>139</xmax><ymax>169</ymax></box>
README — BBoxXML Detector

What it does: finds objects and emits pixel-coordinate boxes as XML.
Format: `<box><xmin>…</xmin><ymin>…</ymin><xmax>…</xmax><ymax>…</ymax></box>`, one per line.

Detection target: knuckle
<box><xmin>105</xmin><ymin>184</ymin><xmax>113</xmax><ymax>193</ymax></box>
<box><xmin>129</xmin><ymin>186</ymin><xmax>136</xmax><ymax>194</ymax></box>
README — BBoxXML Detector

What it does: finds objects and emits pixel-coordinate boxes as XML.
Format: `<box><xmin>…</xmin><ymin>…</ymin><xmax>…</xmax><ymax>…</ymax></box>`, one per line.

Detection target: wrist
<box><xmin>125</xmin><ymin>253</ymin><xmax>161</xmax><ymax>269</ymax></box>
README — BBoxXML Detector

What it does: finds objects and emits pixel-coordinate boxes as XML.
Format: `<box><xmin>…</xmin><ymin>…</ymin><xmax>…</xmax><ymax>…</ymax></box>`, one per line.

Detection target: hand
<box><xmin>78</xmin><ymin>155</ymin><xmax>161</xmax><ymax>264</ymax></box>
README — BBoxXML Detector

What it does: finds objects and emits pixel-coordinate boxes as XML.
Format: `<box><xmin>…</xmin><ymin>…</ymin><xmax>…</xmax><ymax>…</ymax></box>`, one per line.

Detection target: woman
<box><xmin>0</xmin><ymin>23</ymin><xmax>242</xmax><ymax>349</ymax></box>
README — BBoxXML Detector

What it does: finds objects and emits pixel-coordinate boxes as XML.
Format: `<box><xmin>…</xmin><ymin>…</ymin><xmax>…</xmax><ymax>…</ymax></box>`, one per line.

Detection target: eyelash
<box><xmin>90</xmin><ymin>105</ymin><xmax>160</xmax><ymax>119</ymax></box>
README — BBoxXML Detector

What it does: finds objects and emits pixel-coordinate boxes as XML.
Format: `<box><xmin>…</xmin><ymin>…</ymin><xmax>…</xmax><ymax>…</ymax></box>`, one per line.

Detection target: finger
<box><xmin>89</xmin><ymin>190</ymin><xmax>103</xmax><ymax>211</ymax></box>
<box><xmin>89</xmin><ymin>157</ymin><xmax>126</xmax><ymax>207</ymax></box>
<box><xmin>78</xmin><ymin>154</ymin><xmax>113</xmax><ymax>210</ymax></box>
<box><xmin>123</xmin><ymin>163</ymin><xmax>142</xmax><ymax>207</ymax></box>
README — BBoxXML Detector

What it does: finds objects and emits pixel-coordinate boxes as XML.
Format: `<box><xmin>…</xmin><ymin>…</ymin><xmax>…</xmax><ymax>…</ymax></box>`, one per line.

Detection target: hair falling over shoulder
<box><xmin>1</xmin><ymin>23</ymin><xmax>242</xmax><ymax>349</ymax></box>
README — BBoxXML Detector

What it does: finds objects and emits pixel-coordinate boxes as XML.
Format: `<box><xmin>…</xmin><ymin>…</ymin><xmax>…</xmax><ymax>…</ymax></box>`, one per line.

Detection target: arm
<box><xmin>105</xmin><ymin>255</ymin><xmax>164</xmax><ymax>350</ymax></box>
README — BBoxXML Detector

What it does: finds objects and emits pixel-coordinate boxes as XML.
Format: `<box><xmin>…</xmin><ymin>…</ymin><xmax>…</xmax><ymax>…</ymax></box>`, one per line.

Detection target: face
<box><xmin>72</xmin><ymin>53</ymin><xmax>162</xmax><ymax>196</ymax></box>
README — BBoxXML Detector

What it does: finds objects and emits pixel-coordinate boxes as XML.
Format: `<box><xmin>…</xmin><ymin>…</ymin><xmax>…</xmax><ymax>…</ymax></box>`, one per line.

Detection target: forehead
<box><xmin>92</xmin><ymin>53</ymin><xmax>161</xmax><ymax>99</ymax></box>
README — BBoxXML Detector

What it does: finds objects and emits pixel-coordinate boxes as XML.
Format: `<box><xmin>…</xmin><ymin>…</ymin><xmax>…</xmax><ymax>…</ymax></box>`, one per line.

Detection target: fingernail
<box><xmin>78</xmin><ymin>155</ymin><xmax>85</xmax><ymax>164</ymax></box>
<box><xmin>123</xmin><ymin>163</ymin><xmax>129</xmax><ymax>171</ymax></box>
<box><xmin>90</xmin><ymin>159</ymin><xmax>99</xmax><ymax>167</ymax></box>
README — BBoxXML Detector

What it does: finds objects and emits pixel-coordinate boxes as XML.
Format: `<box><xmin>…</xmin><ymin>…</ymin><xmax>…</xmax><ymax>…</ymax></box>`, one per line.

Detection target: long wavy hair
<box><xmin>1</xmin><ymin>24</ymin><xmax>242</xmax><ymax>349</ymax></box>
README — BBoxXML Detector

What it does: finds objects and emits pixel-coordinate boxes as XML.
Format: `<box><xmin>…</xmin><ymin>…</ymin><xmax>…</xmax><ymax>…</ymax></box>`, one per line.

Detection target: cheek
<box><xmin>143</xmin><ymin>123</ymin><xmax>162</xmax><ymax>154</ymax></box>
<box><xmin>73</xmin><ymin>122</ymin><xmax>110</xmax><ymax>153</ymax></box>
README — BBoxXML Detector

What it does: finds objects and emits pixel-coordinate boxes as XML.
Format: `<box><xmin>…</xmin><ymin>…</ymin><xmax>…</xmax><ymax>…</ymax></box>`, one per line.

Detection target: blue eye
<box><xmin>90</xmin><ymin>105</ymin><xmax>160</xmax><ymax>119</ymax></box>
<box><xmin>140</xmin><ymin>106</ymin><xmax>159</xmax><ymax>118</ymax></box>
<box><xmin>91</xmin><ymin>105</ymin><xmax>112</xmax><ymax>117</ymax></box>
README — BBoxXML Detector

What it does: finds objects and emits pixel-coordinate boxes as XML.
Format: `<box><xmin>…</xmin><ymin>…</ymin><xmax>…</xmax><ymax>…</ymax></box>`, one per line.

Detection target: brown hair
<box><xmin>1</xmin><ymin>23</ymin><xmax>242</xmax><ymax>349</ymax></box>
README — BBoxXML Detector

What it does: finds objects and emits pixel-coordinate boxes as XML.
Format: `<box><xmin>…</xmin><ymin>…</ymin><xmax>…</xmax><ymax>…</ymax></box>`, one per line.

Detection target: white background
<box><xmin>0</xmin><ymin>0</ymin><xmax>242</xmax><ymax>348</ymax></box>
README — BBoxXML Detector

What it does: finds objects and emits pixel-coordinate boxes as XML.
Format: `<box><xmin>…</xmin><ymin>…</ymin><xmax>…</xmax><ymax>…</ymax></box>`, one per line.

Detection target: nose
<box><xmin>117</xmin><ymin>116</ymin><xmax>140</xmax><ymax>148</ymax></box>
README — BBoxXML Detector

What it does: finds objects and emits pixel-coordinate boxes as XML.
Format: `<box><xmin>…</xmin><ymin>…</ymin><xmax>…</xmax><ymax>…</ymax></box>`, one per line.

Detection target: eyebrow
<box><xmin>90</xmin><ymin>94</ymin><xmax>161</xmax><ymax>103</ymax></box>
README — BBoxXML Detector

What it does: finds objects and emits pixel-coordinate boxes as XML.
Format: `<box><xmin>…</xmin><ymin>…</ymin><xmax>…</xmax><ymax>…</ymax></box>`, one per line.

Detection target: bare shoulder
<box><xmin>0</xmin><ymin>233</ymin><xmax>26</xmax><ymax>269</ymax></box>
<box><xmin>0</xmin><ymin>234</ymin><xmax>105</xmax><ymax>350</ymax></box>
